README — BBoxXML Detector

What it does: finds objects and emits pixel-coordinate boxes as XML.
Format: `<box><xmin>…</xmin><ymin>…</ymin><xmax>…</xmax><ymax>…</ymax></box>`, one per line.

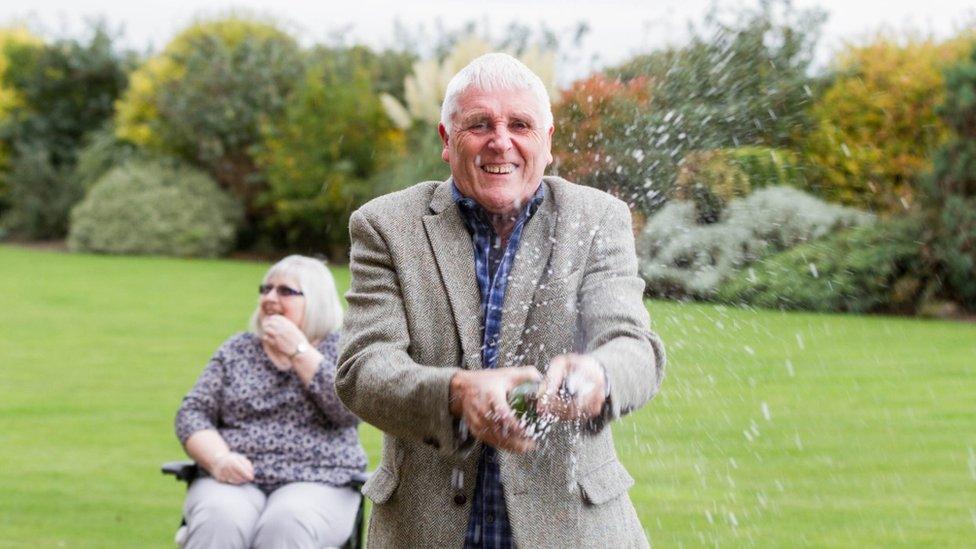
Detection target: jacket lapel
<box><xmin>497</xmin><ymin>183</ymin><xmax>556</xmax><ymax>368</ymax></box>
<box><xmin>423</xmin><ymin>181</ymin><xmax>483</xmax><ymax>367</ymax></box>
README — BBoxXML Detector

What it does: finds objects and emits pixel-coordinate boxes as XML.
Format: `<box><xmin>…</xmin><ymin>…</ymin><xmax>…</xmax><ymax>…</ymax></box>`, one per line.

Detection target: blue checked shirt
<box><xmin>453</xmin><ymin>181</ymin><xmax>545</xmax><ymax>549</ymax></box>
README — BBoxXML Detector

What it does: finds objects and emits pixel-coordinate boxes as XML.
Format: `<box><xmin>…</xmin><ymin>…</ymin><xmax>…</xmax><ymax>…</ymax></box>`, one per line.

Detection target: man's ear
<box><xmin>545</xmin><ymin>125</ymin><xmax>555</xmax><ymax>166</ymax></box>
<box><xmin>438</xmin><ymin>123</ymin><xmax>450</xmax><ymax>163</ymax></box>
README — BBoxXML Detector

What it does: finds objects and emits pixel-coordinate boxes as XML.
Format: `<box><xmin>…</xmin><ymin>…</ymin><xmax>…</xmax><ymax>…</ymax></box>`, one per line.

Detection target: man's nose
<box><xmin>487</xmin><ymin>124</ymin><xmax>513</xmax><ymax>151</ymax></box>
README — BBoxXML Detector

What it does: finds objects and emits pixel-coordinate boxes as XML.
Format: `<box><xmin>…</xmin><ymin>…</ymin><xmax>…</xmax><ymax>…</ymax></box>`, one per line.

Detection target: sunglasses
<box><xmin>258</xmin><ymin>284</ymin><xmax>304</xmax><ymax>297</ymax></box>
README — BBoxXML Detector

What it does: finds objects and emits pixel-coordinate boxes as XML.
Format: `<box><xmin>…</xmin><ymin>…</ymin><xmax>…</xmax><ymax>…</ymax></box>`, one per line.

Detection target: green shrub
<box><xmin>727</xmin><ymin>146</ymin><xmax>806</xmax><ymax>189</ymax></box>
<box><xmin>115</xmin><ymin>16</ymin><xmax>303</xmax><ymax>222</ymax></box>
<box><xmin>717</xmin><ymin>216</ymin><xmax>926</xmax><ymax>313</ymax></box>
<box><xmin>71</xmin><ymin>124</ymin><xmax>141</xmax><ymax>192</ymax></box>
<box><xmin>935</xmin><ymin>196</ymin><xmax>976</xmax><ymax>306</ymax></box>
<box><xmin>919</xmin><ymin>43</ymin><xmax>976</xmax><ymax>310</ymax></box>
<box><xmin>256</xmin><ymin>48</ymin><xmax>403</xmax><ymax>257</ymax></box>
<box><xmin>1</xmin><ymin>142</ymin><xmax>79</xmax><ymax>239</ymax></box>
<box><xmin>638</xmin><ymin>186</ymin><xmax>871</xmax><ymax>298</ymax></box>
<box><xmin>68</xmin><ymin>159</ymin><xmax>242</xmax><ymax>257</ymax></box>
<box><xmin>370</xmin><ymin>128</ymin><xmax>448</xmax><ymax>194</ymax></box>
<box><xmin>800</xmin><ymin>34</ymin><xmax>974</xmax><ymax>212</ymax></box>
<box><xmin>0</xmin><ymin>24</ymin><xmax>129</xmax><ymax>238</ymax></box>
<box><xmin>0</xmin><ymin>27</ymin><xmax>43</xmax><ymax>214</ymax></box>
<box><xmin>611</xmin><ymin>1</ymin><xmax>824</xmax><ymax>150</ymax></box>
<box><xmin>601</xmin><ymin>1</ymin><xmax>824</xmax><ymax>215</ymax></box>
<box><xmin>673</xmin><ymin>150</ymin><xmax>751</xmax><ymax>223</ymax></box>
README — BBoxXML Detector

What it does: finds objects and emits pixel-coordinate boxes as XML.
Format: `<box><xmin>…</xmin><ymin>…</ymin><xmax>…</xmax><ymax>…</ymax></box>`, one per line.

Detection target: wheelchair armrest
<box><xmin>162</xmin><ymin>460</ymin><xmax>370</xmax><ymax>490</ymax></box>
<box><xmin>348</xmin><ymin>470</ymin><xmax>371</xmax><ymax>490</ymax></box>
<box><xmin>162</xmin><ymin>460</ymin><xmax>200</xmax><ymax>483</ymax></box>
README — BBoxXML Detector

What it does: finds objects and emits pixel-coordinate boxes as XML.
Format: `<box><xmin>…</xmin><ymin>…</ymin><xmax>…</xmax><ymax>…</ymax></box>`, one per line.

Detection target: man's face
<box><xmin>439</xmin><ymin>87</ymin><xmax>554</xmax><ymax>216</ymax></box>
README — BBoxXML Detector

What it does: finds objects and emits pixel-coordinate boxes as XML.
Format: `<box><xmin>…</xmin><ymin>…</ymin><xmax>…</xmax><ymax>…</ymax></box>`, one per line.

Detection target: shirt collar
<box><xmin>450</xmin><ymin>180</ymin><xmax>545</xmax><ymax>227</ymax></box>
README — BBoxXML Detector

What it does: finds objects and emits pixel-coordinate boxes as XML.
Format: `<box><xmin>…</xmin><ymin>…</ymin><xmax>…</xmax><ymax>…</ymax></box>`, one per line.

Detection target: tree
<box><xmin>257</xmin><ymin>48</ymin><xmax>403</xmax><ymax>257</ymax></box>
<box><xmin>592</xmin><ymin>0</ymin><xmax>824</xmax><ymax>214</ymax></box>
<box><xmin>551</xmin><ymin>74</ymin><xmax>657</xmax><ymax>207</ymax></box>
<box><xmin>0</xmin><ymin>26</ymin><xmax>42</xmax><ymax>213</ymax></box>
<box><xmin>0</xmin><ymin>24</ymin><xmax>129</xmax><ymax>238</ymax></box>
<box><xmin>921</xmin><ymin>43</ymin><xmax>976</xmax><ymax>310</ymax></box>
<box><xmin>114</xmin><ymin>16</ymin><xmax>303</xmax><ymax>232</ymax></box>
<box><xmin>801</xmin><ymin>33</ymin><xmax>974</xmax><ymax>212</ymax></box>
<box><xmin>613</xmin><ymin>0</ymin><xmax>823</xmax><ymax>150</ymax></box>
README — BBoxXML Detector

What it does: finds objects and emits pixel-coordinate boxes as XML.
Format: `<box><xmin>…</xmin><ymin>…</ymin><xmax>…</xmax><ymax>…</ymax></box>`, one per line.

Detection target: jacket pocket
<box><xmin>578</xmin><ymin>459</ymin><xmax>634</xmax><ymax>505</ymax></box>
<box><xmin>361</xmin><ymin>466</ymin><xmax>399</xmax><ymax>504</ymax></box>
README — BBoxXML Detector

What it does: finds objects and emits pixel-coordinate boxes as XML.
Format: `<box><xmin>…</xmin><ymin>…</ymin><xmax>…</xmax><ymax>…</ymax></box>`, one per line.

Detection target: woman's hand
<box><xmin>211</xmin><ymin>451</ymin><xmax>255</xmax><ymax>485</ymax></box>
<box><xmin>261</xmin><ymin>315</ymin><xmax>309</xmax><ymax>371</ymax></box>
<box><xmin>184</xmin><ymin>430</ymin><xmax>255</xmax><ymax>484</ymax></box>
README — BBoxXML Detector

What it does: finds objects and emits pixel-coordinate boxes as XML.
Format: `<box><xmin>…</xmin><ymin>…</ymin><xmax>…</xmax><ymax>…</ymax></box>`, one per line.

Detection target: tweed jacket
<box><xmin>336</xmin><ymin>176</ymin><xmax>666</xmax><ymax>548</ymax></box>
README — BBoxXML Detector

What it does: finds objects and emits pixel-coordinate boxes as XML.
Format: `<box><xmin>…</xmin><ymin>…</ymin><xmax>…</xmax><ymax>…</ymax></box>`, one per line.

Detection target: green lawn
<box><xmin>1</xmin><ymin>245</ymin><xmax>973</xmax><ymax>547</ymax></box>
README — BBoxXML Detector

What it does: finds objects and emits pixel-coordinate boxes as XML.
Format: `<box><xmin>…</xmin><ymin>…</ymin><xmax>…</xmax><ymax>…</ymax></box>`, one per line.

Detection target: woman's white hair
<box><xmin>249</xmin><ymin>255</ymin><xmax>343</xmax><ymax>343</ymax></box>
<box><xmin>440</xmin><ymin>52</ymin><xmax>553</xmax><ymax>134</ymax></box>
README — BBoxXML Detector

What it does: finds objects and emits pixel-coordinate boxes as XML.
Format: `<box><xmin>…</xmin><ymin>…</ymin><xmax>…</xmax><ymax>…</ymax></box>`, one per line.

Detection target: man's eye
<box><xmin>511</xmin><ymin>121</ymin><xmax>530</xmax><ymax>130</ymax></box>
<box><xmin>468</xmin><ymin>121</ymin><xmax>488</xmax><ymax>130</ymax></box>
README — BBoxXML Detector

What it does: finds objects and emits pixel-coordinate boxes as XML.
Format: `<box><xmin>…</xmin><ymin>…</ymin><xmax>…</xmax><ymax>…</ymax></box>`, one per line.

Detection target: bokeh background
<box><xmin>1</xmin><ymin>0</ymin><xmax>974</xmax><ymax>546</ymax></box>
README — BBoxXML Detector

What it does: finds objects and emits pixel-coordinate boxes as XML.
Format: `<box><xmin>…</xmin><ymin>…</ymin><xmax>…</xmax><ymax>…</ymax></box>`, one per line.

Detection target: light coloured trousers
<box><xmin>178</xmin><ymin>477</ymin><xmax>361</xmax><ymax>549</ymax></box>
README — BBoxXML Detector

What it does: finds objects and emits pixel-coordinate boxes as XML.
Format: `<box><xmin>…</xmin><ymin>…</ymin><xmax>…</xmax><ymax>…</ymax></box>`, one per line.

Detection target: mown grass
<box><xmin>1</xmin><ymin>245</ymin><xmax>973</xmax><ymax>547</ymax></box>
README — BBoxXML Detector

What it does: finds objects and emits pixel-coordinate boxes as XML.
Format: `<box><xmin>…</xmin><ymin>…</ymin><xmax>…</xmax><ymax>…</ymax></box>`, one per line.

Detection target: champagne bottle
<box><xmin>509</xmin><ymin>381</ymin><xmax>555</xmax><ymax>440</ymax></box>
<box><xmin>508</xmin><ymin>381</ymin><xmax>540</xmax><ymax>422</ymax></box>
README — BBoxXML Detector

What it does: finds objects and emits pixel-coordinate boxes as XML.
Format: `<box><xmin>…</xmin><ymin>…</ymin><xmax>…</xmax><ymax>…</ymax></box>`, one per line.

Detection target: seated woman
<box><xmin>175</xmin><ymin>255</ymin><xmax>366</xmax><ymax>549</ymax></box>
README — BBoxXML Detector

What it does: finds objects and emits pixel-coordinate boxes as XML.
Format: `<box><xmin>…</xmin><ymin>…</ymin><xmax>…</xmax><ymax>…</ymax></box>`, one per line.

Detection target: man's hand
<box><xmin>211</xmin><ymin>451</ymin><xmax>255</xmax><ymax>485</ymax></box>
<box><xmin>537</xmin><ymin>354</ymin><xmax>606</xmax><ymax>421</ymax></box>
<box><xmin>449</xmin><ymin>367</ymin><xmax>542</xmax><ymax>453</ymax></box>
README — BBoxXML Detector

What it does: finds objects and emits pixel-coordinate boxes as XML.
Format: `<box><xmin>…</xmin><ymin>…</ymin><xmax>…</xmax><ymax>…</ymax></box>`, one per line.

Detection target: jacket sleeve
<box><xmin>582</xmin><ymin>198</ymin><xmax>666</xmax><ymax>426</ymax></box>
<box><xmin>304</xmin><ymin>339</ymin><xmax>360</xmax><ymax>428</ymax></box>
<box><xmin>335</xmin><ymin>208</ymin><xmax>463</xmax><ymax>454</ymax></box>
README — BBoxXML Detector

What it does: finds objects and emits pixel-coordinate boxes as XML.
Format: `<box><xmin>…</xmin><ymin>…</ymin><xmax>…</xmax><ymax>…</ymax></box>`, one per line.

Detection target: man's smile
<box><xmin>481</xmin><ymin>163</ymin><xmax>517</xmax><ymax>174</ymax></box>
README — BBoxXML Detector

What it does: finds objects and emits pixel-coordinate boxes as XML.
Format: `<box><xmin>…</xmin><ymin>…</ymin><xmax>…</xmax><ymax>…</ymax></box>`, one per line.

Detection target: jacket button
<box><xmin>453</xmin><ymin>493</ymin><xmax>467</xmax><ymax>505</ymax></box>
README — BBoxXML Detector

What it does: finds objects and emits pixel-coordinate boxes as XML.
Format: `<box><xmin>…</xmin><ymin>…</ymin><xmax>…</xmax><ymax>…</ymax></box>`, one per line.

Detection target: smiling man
<box><xmin>336</xmin><ymin>53</ymin><xmax>666</xmax><ymax>548</ymax></box>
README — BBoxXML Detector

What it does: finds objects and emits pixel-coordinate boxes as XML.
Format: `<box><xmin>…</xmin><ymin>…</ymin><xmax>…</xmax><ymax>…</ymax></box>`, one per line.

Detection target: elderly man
<box><xmin>336</xmin><ymin>53</ymin><xmax>665</xmax><ymax>548</ymax></box>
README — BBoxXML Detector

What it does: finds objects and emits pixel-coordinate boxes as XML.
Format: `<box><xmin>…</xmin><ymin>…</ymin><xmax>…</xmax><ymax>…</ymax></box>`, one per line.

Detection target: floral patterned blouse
<box><xmin>175</xmin><ymin>331</ymin><xmax>366</xmax><ymax>492</ymax></box>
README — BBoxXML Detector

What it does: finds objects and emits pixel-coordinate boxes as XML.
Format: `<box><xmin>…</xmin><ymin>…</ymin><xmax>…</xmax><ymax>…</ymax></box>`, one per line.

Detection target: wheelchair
<box><xmin>162</xmin><ymin>460</ymin><xmax>369</xmax><ymax>548</ymax></box>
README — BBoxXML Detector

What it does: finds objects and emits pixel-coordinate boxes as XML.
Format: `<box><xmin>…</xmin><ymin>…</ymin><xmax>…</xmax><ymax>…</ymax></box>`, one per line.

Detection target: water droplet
<box><xmin>727</xmin><ymin>511</ymin><xmax>738</xmax><ymax>527</ymax></box>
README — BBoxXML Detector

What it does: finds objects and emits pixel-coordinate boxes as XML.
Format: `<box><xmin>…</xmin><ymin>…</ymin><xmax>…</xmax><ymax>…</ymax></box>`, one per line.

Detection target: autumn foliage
<box><xmin>552</xmin><ymin>74</ymin><xmax>651</xmax><ymax>200</ymax></box>
<box><xmin>801</xmin><ymin>34</ymin><xmax>975</xmax><ymax>213</ymax></box>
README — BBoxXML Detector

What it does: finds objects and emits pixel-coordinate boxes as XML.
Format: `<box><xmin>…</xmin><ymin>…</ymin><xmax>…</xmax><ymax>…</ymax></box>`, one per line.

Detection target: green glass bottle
<box><xmin>508</xmin><ymin>381</ymin><xmax>540</xmax><ymax>422</ymax></box>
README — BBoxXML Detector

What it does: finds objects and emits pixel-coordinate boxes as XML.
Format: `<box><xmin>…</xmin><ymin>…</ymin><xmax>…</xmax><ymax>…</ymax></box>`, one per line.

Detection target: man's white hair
<box><xmin>440</xmin><ymin>52</ymin><xmax>553</xmax><ymax>134</ymax></box>
<box><xmin>249</xmin><ymin>255</ymin><xmax>343</xmax><ymax>343</ymax></box>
